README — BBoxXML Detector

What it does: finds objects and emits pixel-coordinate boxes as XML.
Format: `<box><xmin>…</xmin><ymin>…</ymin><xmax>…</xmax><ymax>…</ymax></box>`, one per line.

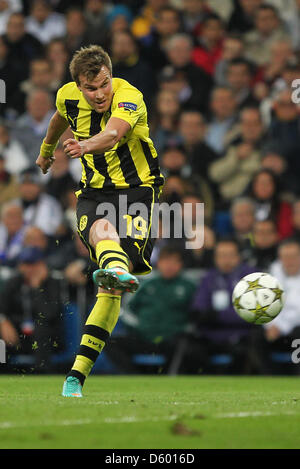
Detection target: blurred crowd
<box><xmin>1</xmin><ymin>0</ymin><xmax>300</xmax><ymax>374</ymax></box>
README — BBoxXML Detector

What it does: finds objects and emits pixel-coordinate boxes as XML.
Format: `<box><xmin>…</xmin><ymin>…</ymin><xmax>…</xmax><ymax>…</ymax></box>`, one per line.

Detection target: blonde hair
<box><xmin>69</xmin><ymin>45</ymin><xmax>112</xmax><ymax>85</ymax></box>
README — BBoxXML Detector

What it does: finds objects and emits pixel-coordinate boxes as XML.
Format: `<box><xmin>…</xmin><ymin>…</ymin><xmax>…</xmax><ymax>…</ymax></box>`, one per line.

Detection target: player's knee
<box><xmin>89</xmin><ymin>219</ymin><xmax>120</xmax><ymax>248</ymax></box>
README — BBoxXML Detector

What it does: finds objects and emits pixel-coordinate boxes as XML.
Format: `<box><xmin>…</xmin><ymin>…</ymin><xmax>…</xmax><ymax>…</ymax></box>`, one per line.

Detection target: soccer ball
<box><xmin>232</xmin><ymin>272</ymin><xmax>285</xmax><ymax>324</ymax></box>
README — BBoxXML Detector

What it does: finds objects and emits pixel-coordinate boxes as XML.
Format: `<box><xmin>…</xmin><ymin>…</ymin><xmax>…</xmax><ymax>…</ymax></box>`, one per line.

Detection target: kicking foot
<box><xmin>62</xmin><ymin>376</ymin><xmax>83</xmax><ymax>397</ymax></box>
<box><xmin>93</xmin><ymin>267</ymin><xmax>139</xmax><ymax>293</ymax></box>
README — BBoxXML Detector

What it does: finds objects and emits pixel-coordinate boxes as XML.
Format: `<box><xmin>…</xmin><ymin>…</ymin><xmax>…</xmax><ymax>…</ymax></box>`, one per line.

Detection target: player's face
<box><xmin>78</xmin><ymin>66</ymin><xmax>113</xmax><ymax>113</ymax></box>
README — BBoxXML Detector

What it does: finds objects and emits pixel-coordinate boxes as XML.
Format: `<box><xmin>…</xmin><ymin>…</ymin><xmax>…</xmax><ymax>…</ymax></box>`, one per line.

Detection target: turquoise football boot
<box><xmin>62</xmin><ymin>376</ymin><xmax>83</xmax><ymax>398</ymax></box>
<box><xmin>93</xmin><ymin>267</ymin><xmax>139</xmax><ymax>293</ymax></box>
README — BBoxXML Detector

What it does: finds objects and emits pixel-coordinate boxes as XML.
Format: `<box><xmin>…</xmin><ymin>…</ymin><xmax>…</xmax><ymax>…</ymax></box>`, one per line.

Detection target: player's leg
<box><xmin>62</xmin><ymin>287</ymin><xmax>122</xmax><ymax>397</ymax></box>
<box><xmin>62</xmin><ymin>219</ymin><xmax>137</xmax><ymax>397</ymax></box>
<box><xmin>90</xmin><ymin>218</ymin><xmax>139</xmax><ymax>292</ymax></box>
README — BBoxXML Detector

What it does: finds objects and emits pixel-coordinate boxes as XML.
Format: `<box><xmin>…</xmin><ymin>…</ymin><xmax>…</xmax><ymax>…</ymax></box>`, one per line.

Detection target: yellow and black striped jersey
<box><xmin>56</xmin><ymin>78</ymin><xmax>164</xmax><ymax>192</ymax></box>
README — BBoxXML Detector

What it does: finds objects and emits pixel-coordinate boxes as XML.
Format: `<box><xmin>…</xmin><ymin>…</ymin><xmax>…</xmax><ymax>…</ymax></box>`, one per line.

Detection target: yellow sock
<box><xmin>95</xmin><ymin>240</ymin><xmax>129</xmax><ymax>272</ymax></box>
<box><xmin>68</xmin><ymin>292</ymin><xmax>121</xmax><ymax>384</ymax></box>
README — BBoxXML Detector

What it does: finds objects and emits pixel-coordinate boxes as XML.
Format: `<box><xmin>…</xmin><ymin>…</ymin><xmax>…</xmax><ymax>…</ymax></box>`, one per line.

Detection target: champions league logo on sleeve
<box><xmin>118</xmin><ymin>102</ymin><xmax>137</xmax><ymax>112</ymax></box>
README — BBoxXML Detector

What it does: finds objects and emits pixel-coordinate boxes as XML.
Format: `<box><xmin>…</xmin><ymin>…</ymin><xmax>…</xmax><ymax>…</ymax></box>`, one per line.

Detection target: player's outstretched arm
<box><xmin>63</xmin><ymin>117</ymin><xmax>130</xmax><ymax>159</ymax></box>
<box><xmin>36</xmin><ymin>111</ymin><xmax>69</xmax><ymax>174</ymax></box>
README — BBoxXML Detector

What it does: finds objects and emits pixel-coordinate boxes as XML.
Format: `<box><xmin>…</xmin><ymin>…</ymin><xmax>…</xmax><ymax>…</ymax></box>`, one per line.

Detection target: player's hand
<box><xmin>63</xmin><ymin>138</ymin><xmax>86</xmax><ymax>159</ymax></box>
<box><xmin>36</xmin><ymin>154</ymin><xmax>55</xmax><ymax>174</ymax></box>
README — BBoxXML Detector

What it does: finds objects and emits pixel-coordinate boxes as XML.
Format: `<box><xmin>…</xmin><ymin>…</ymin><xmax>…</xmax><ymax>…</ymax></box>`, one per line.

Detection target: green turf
<box><xmin>0</xmin><ymin>375</ymin><xmax>300</xmax><ymax>449</ymax></box>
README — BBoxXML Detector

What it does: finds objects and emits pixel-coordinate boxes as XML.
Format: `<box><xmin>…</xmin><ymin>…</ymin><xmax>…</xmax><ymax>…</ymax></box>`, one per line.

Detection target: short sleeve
<box><xmin>110</xmin><ymin>89</ymin><xmax>144</xmax><ymax>129</ymax></box>
<box><xmin>55</xmin><ymin>87</ymin><xmax>66</xmax><ymax>118</ymax></box>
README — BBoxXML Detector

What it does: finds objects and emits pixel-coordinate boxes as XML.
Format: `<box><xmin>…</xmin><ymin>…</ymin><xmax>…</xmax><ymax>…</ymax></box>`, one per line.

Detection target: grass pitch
<box><xmin>0</xmin><ymin>375</ymin><xmax>300</xmax><ymax>449</ymax></box>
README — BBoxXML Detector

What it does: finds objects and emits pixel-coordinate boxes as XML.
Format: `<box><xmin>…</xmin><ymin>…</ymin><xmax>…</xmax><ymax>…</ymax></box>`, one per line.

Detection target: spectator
<box><xmin>0</xmin><ymin>0</ymin><xmax>22</xmax><ymax>35</ymax></box>
<box><xmin>0</xmin><ymin>122</ymin><xmax>29</xmax><ymax>174</ymax></box>
<box><xmin>178</xmin><ymin>110</ymin><xmax>218</xmax><ymax>179</ymax></box>
<box><xmin>160</xmin><ymin>144</ymin><xmax>214</xmax><ymax>223</ymax></box>
<box><xmin>267</xmin><ymin>88</ymin><xmax>300</xmax><ymax>182</ymax></box>
<box><xmin>64</xmin><ymin>8</ymin><xmax>89</xmax><ymax>55</ymax></box>
<box><xmin>228</xmin><ymin>0</ymin><xmax>262</xmax><ymax>34</ymax></box>
<box><xmin>131</xmin><ymin>0</ymin><xmax>169</xmax><ymax>41</ymax></box>
<box><xmin>160</xmin><ymin>174</ymin><xmax>189</xmax><ymax>205</ymax></box>
<box><xmin>163</xmin><ymin>33</ymin><xmax>213</xmax><ymax>112</ymax></box>
<box><xmin>226</xmin><ymin>58</ymin><xmax>258</xmax><ymax>110</ymax></box>
<box><xmin>214</xmin><ymin>33</ymin><xmax>245</xmax><ymax>86</ymax></box>
<box><xmin>0</xmin><ymin>202</ymin><xmax>25</xmax><ymax>266</ymax></box>
<box><xmin>183</xmin><ymin>224</ymin><xmax>215</xmax><ymax>268</ymax></box>
<box><xmin>140</xmin><ymin>5</ymin><xmax>181</xmax><ymax>73</ymax></box>
<box><xmin>181</xmin><ymin>0</ymin><xmax>212</xmax><ymax>37</ymax></box>
<box><xmin>205</xmin><ymin>86</ymin><xmax>239</xmax><ymax>154</ymax></box>
<box><xmin>268</xmin><ymin>237</ymin><xmax>300</xmax><ymax>337</ymax></box>
<box><xmin>261</xmin><ymin>39</ymin><xmax>295</xmax><ymax>85</ymax></box>
<box><xmin>110</xmin><ymin>29</ymin><xmax>154</xmax><ymax>108</ymax></box>
<box><xmin>261</xmin><ymin>148</ymin><xmax>287</xmax><ymax>176</ymax></box>
<box><xmin>209</xmin><ymin>107</ymin><xmax>263</xmax><ymax>202</ymax></box>
<box><xmin>0</xmin><ymin>246</ymin><xmax>64</xmax><ymax>370</ymax></box>
<box><xmin>12</xmin><ymin>89</ymin><xmax>55</xmax><ymax>164</ymax></box>
<box><xmin>46</xmin><ymin>37</ymin><xmax>70</xmax><ymax>87</ymax></box>
<box><xmin>248</xmin><ymin>168</ymin><xmax>294</xmax><ymax>239</ymax></box>
<box><xmin>2</xmin><ymin>12</ymin><xmax>43</xmax><ymax>78</ymax></box>
<box><xmin>106</xmin><ymin>4</ymin><xmax>133</xmax><ymax>35</ymax></box>
<box><xmin>25</xmin><ymin>0</ymin><xmax>66</xmax><ymax>44</ymax></box>
<box><xmin>150</xmin><ymin>89</ymin><xmax>180</xmax><ymax>155</ymax></box>
<box><xmin>192</xmin><ymin>239</ymin><xmax>255</xmax><ymax>372</ymax></box>
<box><xmin>258</xmin><ymin>61</ymin><xmax>300</xmax><ymax>128</ymax></box>
<box><xmin>244</xmin><ymin>4</ymin><xmax>290</xmax><ymax>66</ymax></box>
<box><xmin>230</xmin><ymin>197</ymin><xmax>255</xmax><ymax>260</ymax></box>
<box><xmin>23</xmin><ymin>224</ymin><xmax>48</xmax><ymax>251</ymax></box>
<box><xmin>157</xmin><ymin>65</ymin><xmax>202</xmax><ymax>113</ymax></box>
<box><xmin>161</xmin><ymin>144</ymin><xmax>191</xmax><ymax>179</ymax></box>
<box><xmin>283</xmin><ymin>0</ymin><xmax>300</xmax><ymax>50</ymax></box>
<box><xmin>181</xmin><ymin>189</ymin><xmax>213</xmax><ymax>238</ymax></box>
<box><xmin>10</xmin><ymin>57</ymin><xmax>58</xmax><ymax>115</ymax></box>
<box><xmin>261</xmin><ymin>146</ymin><xmax>298</xmax><ymax>194</ymax></box>
<box><xmin>251</xmin><ymin>239</ymin><xmax>300</xmax><ymax>373</ymax></box>
<box><xmin>182</xmin><ymin>189</ymin><xmax>214</xmax><ymax>228</ymax></box>
<box><xmin>22</xmin><ymin>224</ymin><xmax>87</xmax><ymax>273</ymax></box>
<box><xmin>106</xmin><ymin>246</ymin><xmax>196</xmax><ymax>374</ymax></box>
<box><xmin>192</xmin><ymin>12</ymin><xmax>224</xmax><ymax>76</ymax></box>
<box><xmin>84</xmin><ymin>0</ymin><xmax>111</xmax><ymax>45</ymax></box>
<box><xmin>251</xmin><ymin>219</ymin><xmax>279</xmax><ymax>270</ymax></box>
<box><xmin>0</xmin><ymin>154</ymin><xmax>19</xmax><ymax>207</ymax></box>
<box><xmin>18</xmin><ymin>167</ymin><xmax>63</xmax><ymax>237</ymax></box>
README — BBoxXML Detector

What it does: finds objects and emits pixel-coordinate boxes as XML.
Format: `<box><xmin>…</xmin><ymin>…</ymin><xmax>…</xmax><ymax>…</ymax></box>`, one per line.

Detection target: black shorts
<box><xmin>76</xmin><ymin>186</ymin><xmax>160</xmax><ymax>275</ymax></box>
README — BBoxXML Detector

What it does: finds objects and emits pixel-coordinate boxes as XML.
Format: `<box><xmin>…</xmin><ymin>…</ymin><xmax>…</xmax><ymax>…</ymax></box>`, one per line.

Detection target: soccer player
<box><xmin>36</xmin><ymin>45</ymin><xmax>164</xmax><ymax>397</ymax></box>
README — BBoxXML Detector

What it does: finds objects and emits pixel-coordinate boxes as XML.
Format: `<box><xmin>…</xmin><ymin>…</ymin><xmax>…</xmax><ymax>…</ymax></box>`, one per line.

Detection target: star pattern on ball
<box><xmin>249</xmin><ymin>301</ymin><xmax>269</xmax><ymax>318</ymax></box>
<box><xmin>272</xmin><ymin>287</ymin><xmax>283</xmax><ymax>301</ymax></box>
<box><xmin>245</xmin><ymin>279</ymin><xmax>262</xmax><ymax>292</ymax></box>
<box><xmin>233</xmin><ymin>297</ymin><xmax>241</xmax><ymax>311</ymax></box>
